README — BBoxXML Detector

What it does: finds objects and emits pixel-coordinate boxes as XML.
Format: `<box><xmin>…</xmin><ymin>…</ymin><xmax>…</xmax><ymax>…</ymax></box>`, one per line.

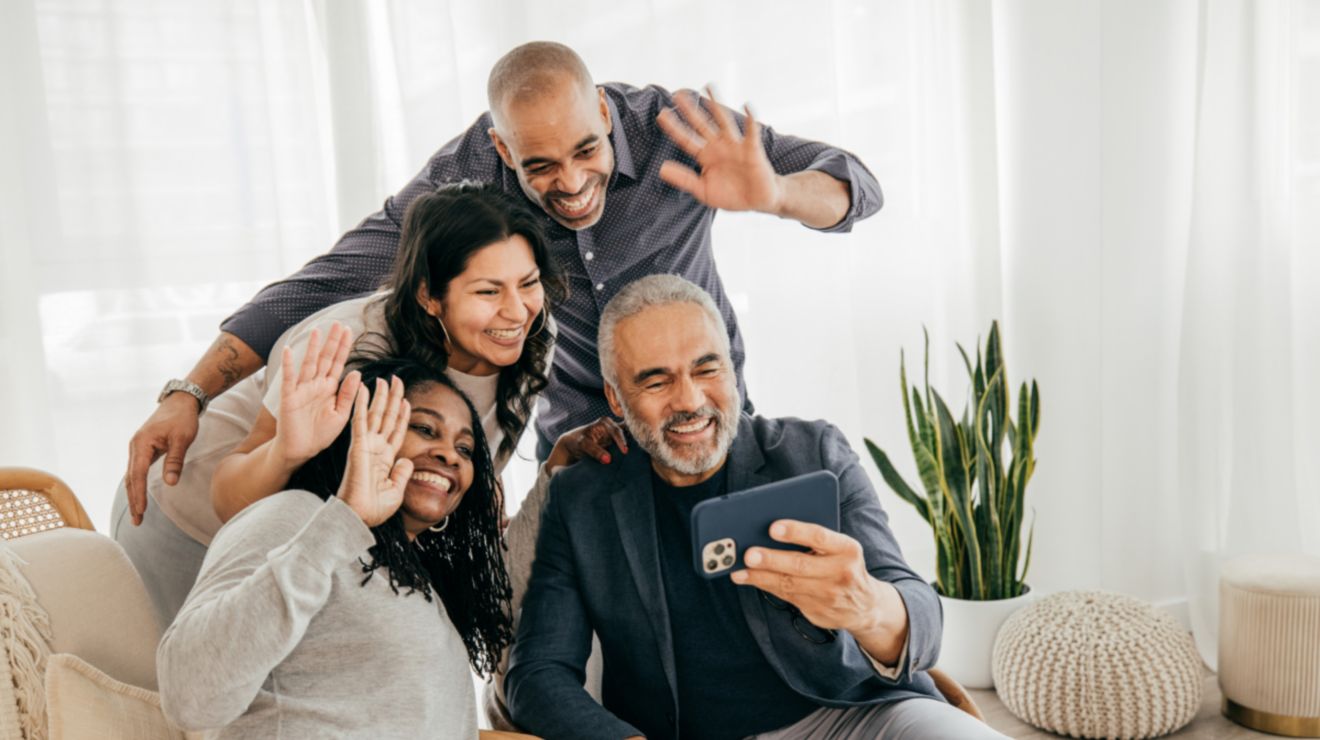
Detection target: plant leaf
<box><xmin>865</xmin><ymin>438</ymin><xmax>930</xmax><ymax>523</ymax></box>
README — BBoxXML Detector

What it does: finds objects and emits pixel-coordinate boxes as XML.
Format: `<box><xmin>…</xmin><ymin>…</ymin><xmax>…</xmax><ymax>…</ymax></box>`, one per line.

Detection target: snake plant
<box><xmin>864</xmin><ymin>321</ymin><xmax>1039</xmax><ymax>601</ymax></box>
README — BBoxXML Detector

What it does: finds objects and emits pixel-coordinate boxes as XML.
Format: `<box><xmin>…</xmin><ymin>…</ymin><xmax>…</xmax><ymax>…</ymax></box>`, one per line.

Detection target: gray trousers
<box><xmin>111</xmin><ymin>483</ymin><xmax>208</xmax><ymax>630</ymax></box>
<box><xmin>749</xmin><ymin>698</ymin><xmax>1009</xmax><ymax>740</ymax></box>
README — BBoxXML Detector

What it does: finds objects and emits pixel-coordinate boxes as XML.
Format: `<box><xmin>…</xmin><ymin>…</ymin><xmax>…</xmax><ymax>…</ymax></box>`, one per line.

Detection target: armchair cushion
<box><xmin>7</xmin><ymin>528</ymin><xmax>160</xmax><ymax>690</ymax></box>
<box><xmin>46</xmin><ymin>653</ymin><xmax>198</xmax><ymax>740</ymax></box>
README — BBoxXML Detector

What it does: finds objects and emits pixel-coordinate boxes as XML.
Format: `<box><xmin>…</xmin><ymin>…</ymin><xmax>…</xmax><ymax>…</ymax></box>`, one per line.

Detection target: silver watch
<box><xmin>157</xmin><ymin>379</ymin><xmax>209</xmax><ymax>413</ymax></box>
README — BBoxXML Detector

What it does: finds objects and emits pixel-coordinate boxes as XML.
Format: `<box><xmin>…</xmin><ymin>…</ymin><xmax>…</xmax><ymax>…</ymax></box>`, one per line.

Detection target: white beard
<box><xmin>620</xmin><ymin>387</ymin><xmax>740</xmax><ymax>477</ymax></box>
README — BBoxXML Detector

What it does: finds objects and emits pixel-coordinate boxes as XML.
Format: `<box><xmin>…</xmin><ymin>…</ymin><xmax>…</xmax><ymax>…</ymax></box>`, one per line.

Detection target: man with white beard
<box><xmin>505</xmin><ymin>275</ymin><xmax>1009</xmax><ymax>739</ymax></box>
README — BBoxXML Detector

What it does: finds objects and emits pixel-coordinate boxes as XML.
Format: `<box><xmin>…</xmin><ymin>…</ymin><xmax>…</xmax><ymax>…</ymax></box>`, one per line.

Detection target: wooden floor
<box><xmin>969</xmin><ymin>672</ymin><xmax>1277</xmax><ymax>739</ymax></box>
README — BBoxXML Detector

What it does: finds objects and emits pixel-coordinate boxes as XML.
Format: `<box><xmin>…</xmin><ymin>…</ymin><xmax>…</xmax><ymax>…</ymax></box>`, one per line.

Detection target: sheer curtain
<box><xmin>987</xmin><ymin>0</ymin><xmax>1319</xmax><ymax>664</ymax></box>
<box><xmin>3</xmin><ymin>0</ymin><xmax>340</xmax><ymax>530</ymax></box>
<box><xmin>1176</xmin><ymin>0</ymin><xmax>1320</xmax><ymax>666</ymax></box>
<box><xmin>3</xmin><ymin>0</ymin><xmax>1317</xmax><ymax>668</ymax></box>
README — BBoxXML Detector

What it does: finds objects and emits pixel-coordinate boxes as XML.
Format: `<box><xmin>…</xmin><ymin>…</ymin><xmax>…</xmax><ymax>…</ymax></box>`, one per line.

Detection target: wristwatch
<box><xmin>157</xmin><ymin>379</ymin><xmax>209</xmax><ymax>413</ymax></box>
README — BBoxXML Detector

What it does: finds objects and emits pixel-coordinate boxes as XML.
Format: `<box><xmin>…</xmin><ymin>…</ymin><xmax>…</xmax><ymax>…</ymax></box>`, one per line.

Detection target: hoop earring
<box><xmin>527</xmin><ymin>308</ymin><xmax>549</xmax><ymax>339</ymax></box>
<box><xmin>428</xmin><ymin>516</ymin><xmax>449</xmax><ymax>533</ymax></box>
<box><xmin>434</xmin><ymin>315</ymin><xmax>452</xmax><ymax>351</ymax></box>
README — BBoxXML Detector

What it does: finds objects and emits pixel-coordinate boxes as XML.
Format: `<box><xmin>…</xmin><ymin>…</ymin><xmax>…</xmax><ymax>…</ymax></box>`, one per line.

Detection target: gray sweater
<box><xmin>157</xmin><ymin>491</ymin><xmax>477</xmax><ymax>739</ymax></box>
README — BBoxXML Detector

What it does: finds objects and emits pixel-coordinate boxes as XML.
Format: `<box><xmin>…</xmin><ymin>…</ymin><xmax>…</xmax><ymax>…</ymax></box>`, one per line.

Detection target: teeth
<box><xmin>669</xmin><ymin>418</ymin><xmax>711</xmax><ymax>434</ymax></box>
<box><xmin>486</xmin><ymin>327</ymin><xmax>522</xmax><ymax>340</ymax></box>
<box><xmin>556</xmin><ymin>190</ymin><xmax>592</xmax><ymax>213</ymax></box>
<box><xmin>411</xmin><ymin>471</ymin><xmax>451</xmax><ymax>492</ymax></box>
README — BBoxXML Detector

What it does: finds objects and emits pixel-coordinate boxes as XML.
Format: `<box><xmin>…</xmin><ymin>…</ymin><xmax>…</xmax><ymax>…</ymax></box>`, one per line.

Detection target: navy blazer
<box><xmin>505</xmin><ymin>414</ymin><xmax>944</xmax><ymax>740</ymax></box>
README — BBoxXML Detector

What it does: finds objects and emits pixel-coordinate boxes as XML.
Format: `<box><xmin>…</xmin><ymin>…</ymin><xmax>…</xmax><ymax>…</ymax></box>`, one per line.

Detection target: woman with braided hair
<box><xmin>158</xmin><ymin>357</ymin><xmax>510</xmax><ymax>737</ymax></box>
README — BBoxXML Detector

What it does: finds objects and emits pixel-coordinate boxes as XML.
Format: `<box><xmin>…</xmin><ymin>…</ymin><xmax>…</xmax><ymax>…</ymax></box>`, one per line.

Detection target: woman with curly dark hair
<box><xmin>158</xmin><ymin>357</ymin><xmax>511</xmax><ymax>738</ymax></box>
<box><xmin>115</xmin><ymin>182</ymin><xmax>623</xmax><ymax>629</ymax></box>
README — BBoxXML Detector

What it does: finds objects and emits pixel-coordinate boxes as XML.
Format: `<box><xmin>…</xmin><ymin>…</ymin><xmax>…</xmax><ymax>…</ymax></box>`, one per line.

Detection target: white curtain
<box><xmin>1176</xmin><ymin>0</ymin><xmax>1320</xmax><ymax>666</ymax></box>
<box><xmin>2</xmin><ymin>0</ymin><xmax>1317</xmax><ymax>669</ymax></box>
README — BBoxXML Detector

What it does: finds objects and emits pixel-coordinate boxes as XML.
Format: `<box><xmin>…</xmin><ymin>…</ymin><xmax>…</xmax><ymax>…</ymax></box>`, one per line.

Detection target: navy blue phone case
<box><xmin>690</xmin><ymin>470</ymin><xmax>841</xmax><ymax>579</ymax></box>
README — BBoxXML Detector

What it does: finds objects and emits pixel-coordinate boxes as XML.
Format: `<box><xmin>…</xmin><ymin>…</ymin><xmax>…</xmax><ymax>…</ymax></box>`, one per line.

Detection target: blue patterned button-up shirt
<box><xmin>221</xmin><ymin>82</ymin><xmax>882</xmax><ymax>445</ymax></box>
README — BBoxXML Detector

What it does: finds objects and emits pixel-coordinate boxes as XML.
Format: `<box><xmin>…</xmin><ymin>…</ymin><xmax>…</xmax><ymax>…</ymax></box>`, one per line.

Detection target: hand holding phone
<box><xmin>690</xmin><ymin>470</ymin><xmax>840</xmax><ymax>579</ymax></box>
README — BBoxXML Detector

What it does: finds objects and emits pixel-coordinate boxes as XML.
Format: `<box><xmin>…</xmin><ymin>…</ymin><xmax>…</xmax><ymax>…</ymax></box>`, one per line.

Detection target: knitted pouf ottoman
<box><xmin>992</xmin><ymin>591</ymin><xmax>1203</xmax><ymax>739</ymax></box>
<box><xmin>1219</xmin><ymin>554</ymin><xmax>1320</xmax><ymax>737</ymax></box>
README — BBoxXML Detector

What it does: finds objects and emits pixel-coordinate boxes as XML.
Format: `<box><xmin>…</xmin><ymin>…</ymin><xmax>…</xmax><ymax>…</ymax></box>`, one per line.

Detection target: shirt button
<box><xmin>595</xmin><ymin>283</ymin><xmax>605</xmax><ymax>291</ymax></box>
<box><xmin>584</xmin><ymin>251</ymin><xmax>594</xmax><ymax>261</ymax></box>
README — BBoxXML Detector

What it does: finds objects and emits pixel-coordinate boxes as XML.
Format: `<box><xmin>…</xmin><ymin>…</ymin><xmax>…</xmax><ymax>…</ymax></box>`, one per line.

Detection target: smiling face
<box><xmin>488</xmin><ymin>74</ymin><xmax>615</xmax><ymax>230</ymax></box>
<box><xmin>418</xmin><ymin>233</ymin><xmax>545</xmax><ymax>376</ymax></box>
<box><xmin>604</xmin><ymin>301</ymin><xmax>740</xmax><ymax>487</ymax></box>
<box><xmin>396</xmin><ymin>382</ymin><xmax>478</xmax><ymax>537</ymax></box>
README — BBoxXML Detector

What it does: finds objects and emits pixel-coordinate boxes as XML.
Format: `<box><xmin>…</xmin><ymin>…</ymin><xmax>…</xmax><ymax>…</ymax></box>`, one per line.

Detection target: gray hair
<box><xmin>597</xmin><ymin>275</ymin><xmax>730</xmax><ymax>389</ymax></box>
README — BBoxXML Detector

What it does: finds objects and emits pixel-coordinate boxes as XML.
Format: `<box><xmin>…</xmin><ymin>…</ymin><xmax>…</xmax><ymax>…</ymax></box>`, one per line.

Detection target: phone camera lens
<box><xmin>706</xmin><ymin>560</ymin><xmax>718</xmax><ymax>571</ymax></box>
<box><xmin>722</xmin><ymin>555</ymin><xmax>734</xmax><ymax>567</ymax></box>
<box><xmin>714</xmin><ymin>543</ymin><xmax>725</xmax><ymax>555</ymax></box>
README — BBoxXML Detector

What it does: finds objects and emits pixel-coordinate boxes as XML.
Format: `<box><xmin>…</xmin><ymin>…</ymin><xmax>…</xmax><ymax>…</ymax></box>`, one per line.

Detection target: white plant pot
<box><xmin>936</xmin><ymin>586</ymin><xmax>1035</xmax><ymax>689</ymax></box>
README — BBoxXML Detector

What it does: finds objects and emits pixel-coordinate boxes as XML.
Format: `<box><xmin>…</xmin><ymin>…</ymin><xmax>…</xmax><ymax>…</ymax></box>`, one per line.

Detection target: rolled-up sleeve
<box><xmin>758</xmin><ymin>121</ymin><xmax>883</xmax><ymax>233</ymax></box>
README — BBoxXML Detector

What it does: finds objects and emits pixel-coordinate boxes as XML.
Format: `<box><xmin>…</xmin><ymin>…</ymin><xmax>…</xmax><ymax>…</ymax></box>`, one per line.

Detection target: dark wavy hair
<box><xmin>286</xmin><ymin>357</ymin><xmax>513</xmax><ymax>679</ymax></box>
<box><xmin>361</xmin><ymin>182</ymin><xmax>565</xmax><ymax>463</ymax></box>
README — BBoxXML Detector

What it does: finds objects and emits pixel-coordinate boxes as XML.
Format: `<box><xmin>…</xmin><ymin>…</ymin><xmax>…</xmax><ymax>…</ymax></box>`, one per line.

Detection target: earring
<box><xmin>428</xmin><ymin>516</ymin><xmax>449</xmax><ymax>533</ymax></box>
<box><xmin>527</xmin><ymin>308</ymin><xmax>549</xmax><ymax>339</ymax></box>
<box><xmin>434</xmin><ymin>315</ymin><xmax>452</xmax><ymax>350</ymax></box>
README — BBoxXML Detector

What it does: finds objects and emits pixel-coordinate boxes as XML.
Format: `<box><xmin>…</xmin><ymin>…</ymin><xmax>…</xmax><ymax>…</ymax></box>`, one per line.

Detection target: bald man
<box><xmin>122</xmin><ymin>41</ymin><xmax>881</xmax><ymax>521</ymax></box>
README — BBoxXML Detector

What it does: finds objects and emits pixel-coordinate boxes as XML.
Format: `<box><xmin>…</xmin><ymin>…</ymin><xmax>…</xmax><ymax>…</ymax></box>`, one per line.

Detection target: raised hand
<box><xmin>337</xmin><ymin>377</ymin><xmax>412</xmax><ymax>528</ymax></box>
<box><xmin>272</xmin><ymin>323</ymin><xmax>360</xmax><ymax>465</ymax></box>
<box><xmin>656</xmin><ymin>86</ymin><xmax>783</xmax><ymax>214</ymax></box>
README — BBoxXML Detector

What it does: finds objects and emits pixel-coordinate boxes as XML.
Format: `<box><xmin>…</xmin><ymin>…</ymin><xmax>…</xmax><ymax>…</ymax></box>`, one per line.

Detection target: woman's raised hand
<box><xmin>273</xmin><ymin>322</ymin><xmax>360</xmax><ymax>464</ymax></box>
<box><xmin>337</xmin><ymin>377</ymin><xmax>412</xmax><ymax>528</ymax></box>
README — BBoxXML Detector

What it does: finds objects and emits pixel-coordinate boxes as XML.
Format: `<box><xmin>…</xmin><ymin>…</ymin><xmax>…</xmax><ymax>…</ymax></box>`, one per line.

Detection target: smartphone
<box><xmin>690</xmin><ymin>470</ymin><xmax>840</xmax><ymax>579</ymax></box>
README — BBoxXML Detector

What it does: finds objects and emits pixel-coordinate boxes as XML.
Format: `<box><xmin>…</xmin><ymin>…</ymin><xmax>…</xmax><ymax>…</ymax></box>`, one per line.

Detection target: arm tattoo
<box><xmin>216</xmin><ymin>336</ymin><xmax>244</xmax><ymax>393</ymax></box>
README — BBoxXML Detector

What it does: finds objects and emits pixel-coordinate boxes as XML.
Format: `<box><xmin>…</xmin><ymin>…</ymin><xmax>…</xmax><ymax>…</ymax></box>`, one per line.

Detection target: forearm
<box><xmin>182</xmin><ymin>332</ymin><xmax>264</xmax><ymax>399</ymax></box>
<box><xmin>212</xmin><ymin>439</ymin><xmax>304</xmax><ymax>522</ymax></box>
<box><xmin>772</xmin><ymin>170</ymin><xmax>851</xmax><ymax>229</ymax></box>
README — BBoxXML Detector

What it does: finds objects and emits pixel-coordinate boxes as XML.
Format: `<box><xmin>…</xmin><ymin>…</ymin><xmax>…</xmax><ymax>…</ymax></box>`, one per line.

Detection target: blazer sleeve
<box><xmin>821</xmin><ymin>423</ymin><xmax>942</xmax><ymax>682</ymax></box>
<box><xmin>505</xmin><ymin>477</ymin><xmax>643</xmax><ymax>740</ymax></box>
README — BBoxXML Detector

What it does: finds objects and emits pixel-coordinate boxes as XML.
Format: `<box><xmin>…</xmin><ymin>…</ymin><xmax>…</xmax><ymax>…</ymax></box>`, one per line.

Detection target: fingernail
<box><xmin>745</xmin><ymin>550</ymin><xmax>761</xmax><ymax>566</ymax></box>
<box><xmin>770</xmin><ymin>523</ymin><xmax>785</xmax><ymax>538</ymax></box>
<box><xmin>731</xmin><ymin>571</ymin><xmax>748</xmax><ymax>584</ymax></box>
<box><xmin>600</xmin><ymin>454</ymin><xmax>611</xmax><ymax>464</ymax></box>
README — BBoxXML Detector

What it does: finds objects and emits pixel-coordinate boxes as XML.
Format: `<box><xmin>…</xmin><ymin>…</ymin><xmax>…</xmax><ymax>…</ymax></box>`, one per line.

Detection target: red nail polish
<box><xmin>601</xmin><ymin>454</ymin><xmax>611</xmax><ymax>464</ymax></box>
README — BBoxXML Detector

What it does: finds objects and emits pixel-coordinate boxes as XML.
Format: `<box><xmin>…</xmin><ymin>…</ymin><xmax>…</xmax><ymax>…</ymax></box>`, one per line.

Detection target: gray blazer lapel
<box><xmin>609</xmin><ymin>450</ymin><xmax>679</xmax><ymax>704</ymax></box>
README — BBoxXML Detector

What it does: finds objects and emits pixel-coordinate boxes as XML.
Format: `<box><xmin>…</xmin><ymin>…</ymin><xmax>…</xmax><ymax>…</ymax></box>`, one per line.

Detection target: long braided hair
<box><xmin>364</xmin><ymin>181</ymin><xmax>566</xmax><ymax>464</ymax></box>
<box><xmin>286</xmin><ymin>357</ymin><xmax>513</xmax><ymax>679</ymax></box>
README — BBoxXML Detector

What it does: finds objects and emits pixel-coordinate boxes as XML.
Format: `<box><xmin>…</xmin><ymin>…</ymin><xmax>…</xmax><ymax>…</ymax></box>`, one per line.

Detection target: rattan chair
<box><xmin>929</xmin><ymin>666</ymin><xmax>985</xmax><ymax>722</ymax></box>
<box><xmin>0</xmin><ymin>467</ymin><xmax>94</xmax><ymax>539</ymax></box>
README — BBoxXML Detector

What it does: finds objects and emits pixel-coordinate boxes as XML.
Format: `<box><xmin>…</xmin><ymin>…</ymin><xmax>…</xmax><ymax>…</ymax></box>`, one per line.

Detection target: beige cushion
<box><xmin>7</xmin><ymin>528</ymin><xmax>161</xmax><ymax>690</ymax></box>
<box><xmin>993</xmin><ymin>590</ymin><xmax>1203</xmax><ymax>739</ymax></box>
<box><xmin>45</xmin><ymin>653</ymin><xmax>198</xmax><ymax>740</ymax></box>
